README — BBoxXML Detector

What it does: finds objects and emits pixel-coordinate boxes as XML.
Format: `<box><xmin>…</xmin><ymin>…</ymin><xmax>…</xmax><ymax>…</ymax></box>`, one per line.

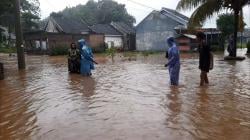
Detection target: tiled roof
<box><xmin>111</xmin><ymin>22</ymin><xmax>135</xmax><ymax>34</ymax></box>
<box><xmin>160</xmin><ymin>7</ymin><xmax>189</xmax><ymax>25</ymax></box>
<box><xmin>51</xmin><ymin>16</ymin><xmax>91</xmax><ymax>34</ymax></box>
<box><xmin>89</xmin><ymin>24</ymin><xmax>122</xmax><ymax>35</ymax></box>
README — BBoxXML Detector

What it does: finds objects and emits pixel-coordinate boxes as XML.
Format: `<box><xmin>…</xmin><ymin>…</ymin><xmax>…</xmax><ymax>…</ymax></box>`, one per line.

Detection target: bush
<box><xmin>50</xmin><ymin>45</ymin><xmax>69</xmax><ymax>56</ymax></box>
<box><xmin>105</xmin><ymin>47</ymin><xmax>116</xmax><ymax>60</ymax></box>
<box><xmin>0</xmin><ymin>43</ymin><xmax>16</xmax><ymax>53</ymax></box>
<box><xmin>210</xmin><ymin>45</ymin><xmax>224</xmax><ymax>52</ymax></box>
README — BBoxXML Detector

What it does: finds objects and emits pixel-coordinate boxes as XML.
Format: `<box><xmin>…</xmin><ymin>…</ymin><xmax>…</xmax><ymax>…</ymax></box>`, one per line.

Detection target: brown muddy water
<box><xmin>0</xmin><ymin>50</ymin><xmax>249</xmax><ymax>140</ymax></box>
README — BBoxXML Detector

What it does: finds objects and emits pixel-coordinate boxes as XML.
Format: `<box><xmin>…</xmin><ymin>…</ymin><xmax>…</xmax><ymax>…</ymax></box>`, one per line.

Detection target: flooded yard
<box><xmin>0</xmin><ymin>50</ymin><xmax>250</xmax><ymax>140</ymax></box>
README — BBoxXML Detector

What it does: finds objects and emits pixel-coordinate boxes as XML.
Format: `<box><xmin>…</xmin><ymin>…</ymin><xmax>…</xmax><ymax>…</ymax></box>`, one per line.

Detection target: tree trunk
<box><xmin>14</xmin><ymin>0</ymin><xmax>26</xmax><ymax>69</ymax></box>
<box><xmin>233</xmin><ymin>10</ymin><xmax>239</xmax><ymax>57</ymax></box>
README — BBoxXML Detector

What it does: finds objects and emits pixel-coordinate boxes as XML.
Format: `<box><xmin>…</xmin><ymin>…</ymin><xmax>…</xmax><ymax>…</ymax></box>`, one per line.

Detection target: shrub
<box><xmin>50</xmin><ymin>45</ymin><xmax>69</xmax><ymax>56</ymax></box>
<box><xmin>105</xmin><ymin>46</ymin><xmax>116</xmax><ymax>60</ymax></box>
<box><xmin>210</xmin><ymin>45</ymin><xmax>224</xmax><ymax>52</ymax></box>
<box><xmin>0</xmin><ymin>43</ymin><xmax>16</xmax><ymax>53</ymax></box>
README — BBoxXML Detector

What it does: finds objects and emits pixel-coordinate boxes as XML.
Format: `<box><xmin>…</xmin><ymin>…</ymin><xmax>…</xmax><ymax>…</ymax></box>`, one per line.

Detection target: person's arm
<box><xmin>165</xmin><ymin>48</ymin><xmax>177</xmax><ymax>67</ymax></box>
<box><xmin>82</xmin><ymin>48</ymin><xmax>98</xmax><ymax>64</ymax></box>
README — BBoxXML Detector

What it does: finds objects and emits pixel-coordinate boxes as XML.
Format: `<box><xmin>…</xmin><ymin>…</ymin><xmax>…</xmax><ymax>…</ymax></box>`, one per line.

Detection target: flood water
<box><xmin>0</xmin><ymin>50</ymin><xmax>250</xmax><ymax>140</ymax></box>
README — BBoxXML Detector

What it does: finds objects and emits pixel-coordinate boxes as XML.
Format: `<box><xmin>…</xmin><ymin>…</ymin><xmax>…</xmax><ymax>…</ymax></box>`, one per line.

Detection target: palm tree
<box><xmin>176</xmin><ymin>0</ymin><xmax>250</xmax><ymax>57</ymax></box>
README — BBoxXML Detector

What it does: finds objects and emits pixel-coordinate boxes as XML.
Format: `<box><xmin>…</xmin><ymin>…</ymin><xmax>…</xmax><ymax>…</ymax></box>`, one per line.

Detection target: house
<box><xmin>0</xmin><ymin>25</ymin><xmax>16</xmax><ymax>45</ymax></box>
<box><xmin>175</xmin><ymin>34</ymin><xmax>197</xmax><ymax>51</ymax></box>
<box><xmin>24</xmin><ymin>15</ymin><xmax>105</xmax><ymax>54</ymax></box>
<box><xmin>136</xmin><ymin>7</ymin><xmax>189</xmax><ymax>51</ymax></box>
<box><xmin>238</xmin><ymin>28</ymin><xmax>250</xmax><ymax>43</ymax></box>
<box><xmin>110</xmin><ymin>22</ymin><xmax>136</xmax><ymax>51</ymax></box>
<box><xmin>89</xmin><ymin>24</ymin><xmax>123</xmax><ymax>49</ymax></box>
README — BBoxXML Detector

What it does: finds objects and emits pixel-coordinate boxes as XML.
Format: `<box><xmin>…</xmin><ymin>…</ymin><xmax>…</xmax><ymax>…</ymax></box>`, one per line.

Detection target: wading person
<box><xmin>165</xmin><ymin>37</ymin><xmax>180</xmax><ymax>86</ymax></box>
<box><xmin>227</xmin><ymin>35</ymin><xmax>234</xmax><ymax>57</ymax></box>
<box><xmin>196</xmin><ymin>32</ymin><xmax>211</xmax><ymax>86</ymax></box>
<box><xmin>78</xmin><ymin>39</ymin><xmax>97</xmax><ymax>76</ymax></box>
<box><xmin>68</xmin><ymin>43</ymin><xmax>80</xmax><ymax>73</ymax></box>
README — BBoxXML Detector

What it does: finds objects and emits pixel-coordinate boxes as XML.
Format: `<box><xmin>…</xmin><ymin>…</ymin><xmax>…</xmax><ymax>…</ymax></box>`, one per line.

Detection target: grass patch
<box><xmin>50</xmin><ymin>45</ymin><xmax>69</xmax><ymax>56</ymax></box>
<box><xmin>237</xmin><ymin>43</ymin><xmax>247</xmax><ymax>48</ymax></box>
<box><xmin>140</xmin><ymin>51</ymin><xmax>162</xmax><ymax>57</ymax></box>
<box><xmin>0</xmin><ymin>43</ymin><xmax>16</xmax><ymax>53</ymax></box>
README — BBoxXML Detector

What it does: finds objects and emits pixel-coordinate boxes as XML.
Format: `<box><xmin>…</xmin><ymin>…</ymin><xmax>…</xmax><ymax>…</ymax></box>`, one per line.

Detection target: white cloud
<box><xmin>39</xmin><ymin>0</ymin><xmax>250</xmax><ymax>28</ymax></box>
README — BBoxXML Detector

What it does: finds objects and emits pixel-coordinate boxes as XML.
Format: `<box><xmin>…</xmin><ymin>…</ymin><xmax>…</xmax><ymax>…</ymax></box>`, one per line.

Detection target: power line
<box><xmin>44</xmin><ymin>0</ymin><xmax>57</xmax><ymax>10</ymax></box>
<box><xmin>127</xmin><ymin>0</ymin><xmax>158</xmax><ymax>10</ymax></box>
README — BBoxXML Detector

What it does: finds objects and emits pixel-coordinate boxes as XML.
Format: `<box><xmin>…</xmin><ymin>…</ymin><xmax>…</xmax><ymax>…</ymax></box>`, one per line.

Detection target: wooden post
<box><xmin>0</xmin><ymin>63</ymin><xmax>4</xmax><ymax>80</ymax></box>
<box><xmin>14</xmin><ymin>0</ymin><xmax>26</xmax><ymax>69</ymax></box>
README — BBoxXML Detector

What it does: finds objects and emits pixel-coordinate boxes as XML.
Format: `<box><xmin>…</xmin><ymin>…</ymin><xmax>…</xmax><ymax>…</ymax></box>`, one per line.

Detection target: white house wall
<box><xmin>105</xmin><ymin>36</ymin><xmax>123</xmax><ymax>48</ymax></box>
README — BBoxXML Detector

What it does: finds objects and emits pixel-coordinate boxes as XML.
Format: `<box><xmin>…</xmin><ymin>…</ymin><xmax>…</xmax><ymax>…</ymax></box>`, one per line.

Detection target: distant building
<box><xmin>238</xmin><ymin>28</ymin><xmax>250</xmax><ymax>43</ymax></box>
<box><xmin>24</xmin><ymin>15</ymin><xmax>105</xmax><ymax>54</ymax></box>
<box><xmin>90</xmin><ymin>24</ymin><xmax>123</xmax><ymax>49</ymax></box>
<box><xmin>175</xmin><ymin>28</ymin><xmax>221</xmax><ymax>48</ymax></box>
<box><xmin>0</xmin><ymin>25</ymin><xmax>16</xmax><ymax>46</ymax></box>
<box><xmin>111</xmin><ymin>22</ymin><xmax>136</xmax><ymax>51</ymax></box>
<box><xmin>136</xmin><ymin>7</ymin><xmax>189</xmax><ymax>51</ymax></box>
<box><xmin>175</xmin><ymin>34</ymin><xmax>197</xmax><ymax>51</ymax></box>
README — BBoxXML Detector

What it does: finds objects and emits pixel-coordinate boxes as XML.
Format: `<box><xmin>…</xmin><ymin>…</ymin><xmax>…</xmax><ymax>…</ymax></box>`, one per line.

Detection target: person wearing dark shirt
<box><xmin>68</xmin><ymin>43</ymin><xmax>80</xmax><ymax>73</ymax></box>
<box><xmin>196</xmin><ymin>32</ymin><xmax>210</xmax><ymax>86</ymax></box>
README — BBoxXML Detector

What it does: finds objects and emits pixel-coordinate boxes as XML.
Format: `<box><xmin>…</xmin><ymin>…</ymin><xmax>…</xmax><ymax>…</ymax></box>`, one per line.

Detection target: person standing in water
<box><xmin>68</xmin><ymin>43</ymin><xmax>80</xmax><ymax>73</ymax></box>
<box><xmin>196</xmin><ymin>32</ymin><xmax>211</xmax><ymax>86</ymax></box>
<box><xmin>78</xmin><ymin>39</ymin><xmax>97</xmax><ymax>76</ymax></box>
<box><xmin>165</xmin><ymin>37</ymin><xmax>180</xmax><ymax>86</ymax></box>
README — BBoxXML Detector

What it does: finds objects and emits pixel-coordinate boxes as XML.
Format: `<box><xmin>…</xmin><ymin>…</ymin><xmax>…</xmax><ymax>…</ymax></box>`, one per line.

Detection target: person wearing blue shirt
<box><xmin>78</xmin><ymin>39</ymin><xmax>96</xmax><ymax>76</ymax></box>
<box><xmin>165</xmin><ymin>37</ymin><xmax>180</xmax><ymax>85</ymax></box>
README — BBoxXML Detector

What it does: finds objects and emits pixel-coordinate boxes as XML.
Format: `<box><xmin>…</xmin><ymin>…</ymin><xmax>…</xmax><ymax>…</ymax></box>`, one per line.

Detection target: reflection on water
<box><xmin>0</xmin><ymin>50</ymin><xmax>250</xmax><ymax>140</ymax></box>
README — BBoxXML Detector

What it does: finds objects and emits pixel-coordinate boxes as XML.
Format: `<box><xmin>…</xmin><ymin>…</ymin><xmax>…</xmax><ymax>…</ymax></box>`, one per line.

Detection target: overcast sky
<box><xmin>39</xmin><ymin>0</ymin><xmax>250</xmax><ymax>28</ymax></box>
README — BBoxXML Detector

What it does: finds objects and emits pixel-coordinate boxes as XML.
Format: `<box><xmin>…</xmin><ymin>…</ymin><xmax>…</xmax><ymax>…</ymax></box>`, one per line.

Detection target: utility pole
<box><xmin>14</xmin><ymin>0</ymin><xmax>25</xmax><ymax>69</ymax></box>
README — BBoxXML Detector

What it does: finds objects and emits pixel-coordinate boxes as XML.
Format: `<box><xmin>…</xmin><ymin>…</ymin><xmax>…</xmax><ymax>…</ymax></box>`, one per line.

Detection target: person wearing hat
<box><xmin>165</xmin><ymin>37</ymin><xmax>180</xmax><ymax>86</ymax></box>
<box><xmin>78</xmin><ymin>39</ymin><xmax>97</xmax><ymax>76</ymax></box>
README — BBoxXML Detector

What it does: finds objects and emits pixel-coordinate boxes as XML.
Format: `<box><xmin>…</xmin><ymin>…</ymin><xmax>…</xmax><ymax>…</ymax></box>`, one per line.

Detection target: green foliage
<box><xmin>217</xmin><ymin>14</ymin><xmax>235</xmax><ymax>39</ymax></box>
<box><xmin>210</xmin><ymin>45</ymin><xmax>224</xmax><ymax>52</ymax></box>
<box><xmin>54</xmin><ymin>0</ymin><xmax>135</xmax><ymax>26</ymax></box>
<box><xmin>0</xmin><ymin>0</ymin><xmax>40</xmax><ymax>32</ymax></box>
<box><xmin>176</xmin><ymin>0</ymin><xmax>249</xmax><ymax>56</ymax></box>
<box><xmin>0</xmin><ymin>43</ymin><xmax>16</xmax><ymax>53</ymax></box>
<box><xmin>105</xmin><ymin>47</ymin><xmax>116</xmax><ymax>59</ymax></box>
<box><xmin>176</xmin><ymin>0</ymin><xmax>249</xmax><ymax>28</ymax></box>
<box><xmin>123</xmin><ymin>52</ymin><xmax>136</xmax><ymax>57</ymax></box>
<box><xmin>50</xmin><ymin>45</ymin><xmax>69</xmax><ymax>56</ymax></box>
<box><xmin>217</xmin><ymin>14</ymin><xmax>246</xmax><ymax>39</ymax></box>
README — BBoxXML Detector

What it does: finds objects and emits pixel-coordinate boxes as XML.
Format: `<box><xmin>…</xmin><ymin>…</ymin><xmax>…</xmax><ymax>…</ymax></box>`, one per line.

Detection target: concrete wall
<box><xmin>104</xmin><ymin>36</ymin><xmax>123</xmax><ymax>48</ymax></box>
<box><xmin>136</xmin><ymin>12</ymin><xmax>183</xmax><ymax>51</ymax></box>
<box><xmin>24</xmin><ymin>32</ymin><xmax>105</xmax><ymax>54</ymax></box>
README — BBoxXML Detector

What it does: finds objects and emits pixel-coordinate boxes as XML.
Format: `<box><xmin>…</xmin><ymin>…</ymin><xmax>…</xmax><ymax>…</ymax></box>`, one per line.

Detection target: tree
<box><xmin>216</xmin><ymin>13</ymin><xmax>246</xmax><ymax>55</ymax></box>
<box><xmin>217</xmin><ymin>14</ymin><xmax>235</xmax><ymax>39</ymax></box>
<box><xmin>176</xmin><ymin>0</ymin><xmax>250</xmax><ymax>57</ymax></box>
<box><xmin>55</xmin><ymin>0</ymin><xmax>135</xmax><ymax>26</ymax></box>
<box><xmin>0</xmin><ymin>0</ymin><xmax>40</xmax><ymax>32</ymax></box>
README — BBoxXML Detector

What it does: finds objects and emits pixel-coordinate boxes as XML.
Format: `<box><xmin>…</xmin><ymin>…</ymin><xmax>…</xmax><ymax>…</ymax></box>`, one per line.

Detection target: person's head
<box><xmin>196</xmin><ymin>32</ymin><xmax>206</xmax><ymax>44</ymax></box>
<box><xmin>71</xmin><ymin>43</ymin><xmax>76</xmax><ymax>49</ymax></box>
<box><xmin>167</xmin><ymin>37</ymin><xmax>175</xmax><ymax>47</ymax></box>
<box><xmin>78</xmin><ymin>39</ymin><xmax>86</xmax><ymax>48</ymax></box>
